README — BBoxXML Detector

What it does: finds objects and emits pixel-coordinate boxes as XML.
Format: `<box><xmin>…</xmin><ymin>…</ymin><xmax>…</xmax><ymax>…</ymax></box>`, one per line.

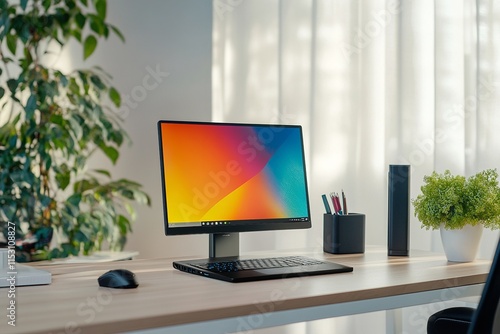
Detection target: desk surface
<box><xmin>0</xmin><ymin>247</ymin><xmax>491</xmax><ymax>334</ymax></box>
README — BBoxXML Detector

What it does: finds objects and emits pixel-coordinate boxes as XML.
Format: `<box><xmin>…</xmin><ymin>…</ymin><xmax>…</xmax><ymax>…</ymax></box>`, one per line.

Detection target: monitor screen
<box><xmin>157</xmin><ymin>120</ymin><xmax>311</xmax><ymax>235</ymax></box>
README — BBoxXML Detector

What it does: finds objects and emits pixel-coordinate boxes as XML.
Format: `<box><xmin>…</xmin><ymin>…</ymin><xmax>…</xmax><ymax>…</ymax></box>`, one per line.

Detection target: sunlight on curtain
<box><xmin>212</xmin><ymin>0</ymin><xmax>500</xmax><ymax>259</ymax></box>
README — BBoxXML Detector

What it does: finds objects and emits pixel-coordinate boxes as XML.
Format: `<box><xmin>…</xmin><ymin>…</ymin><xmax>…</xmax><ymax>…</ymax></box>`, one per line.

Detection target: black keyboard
<box><xmin>194</xmin><ymin>256</ymin><xmax>326</xmax><ymax>273</ymax></box>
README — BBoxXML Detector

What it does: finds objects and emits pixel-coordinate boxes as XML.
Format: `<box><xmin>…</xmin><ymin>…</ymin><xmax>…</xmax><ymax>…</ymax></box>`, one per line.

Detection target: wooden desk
<box><xmin>0</xmin><ymin>247</ymin><xmax>490</xmax><ymax>334</ymax></box>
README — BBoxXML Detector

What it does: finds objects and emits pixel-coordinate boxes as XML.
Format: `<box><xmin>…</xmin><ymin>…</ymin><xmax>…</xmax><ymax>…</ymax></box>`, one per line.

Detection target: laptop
<box><xmin>172</xmin><ymin>256</ymin><xmax>353</xmax><ymax>283</ymax></box>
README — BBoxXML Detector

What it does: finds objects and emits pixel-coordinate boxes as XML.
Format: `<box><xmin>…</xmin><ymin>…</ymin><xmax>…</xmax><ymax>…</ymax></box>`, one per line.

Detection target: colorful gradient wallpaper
<box><xmin>159</xmin><ymin>122</ymin><xmax>310</xmax><ymax>224</ymax></box>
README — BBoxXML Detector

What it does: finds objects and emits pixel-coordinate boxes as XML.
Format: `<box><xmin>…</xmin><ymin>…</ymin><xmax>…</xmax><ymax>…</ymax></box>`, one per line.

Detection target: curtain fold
<box><xmin>212</xmin><ymin>0</ymin><xmax>500</xmax><ymax>255</ymax></box>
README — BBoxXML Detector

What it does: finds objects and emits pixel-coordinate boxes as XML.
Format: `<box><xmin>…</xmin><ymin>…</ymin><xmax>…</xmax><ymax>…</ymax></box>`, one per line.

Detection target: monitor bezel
<box><xmin>157</xmin><ymin>120</ymin><xmax>312</xmax><ymax>236</ymax></box>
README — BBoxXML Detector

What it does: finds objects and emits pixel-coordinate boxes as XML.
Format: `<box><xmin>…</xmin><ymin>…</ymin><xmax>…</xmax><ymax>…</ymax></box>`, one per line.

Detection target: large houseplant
<box><xmin>0</xmin><ymin>0</ymin><xmax>150</xmax><ymax>261</ymax></box>
<box><xmin>412</xmin><ymin>169</ymin><xmax>500</xmax><ymax>261</ymax></box>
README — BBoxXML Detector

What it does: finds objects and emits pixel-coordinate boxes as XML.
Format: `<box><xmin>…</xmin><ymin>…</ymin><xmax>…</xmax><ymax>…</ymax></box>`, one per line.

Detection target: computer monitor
<box><xmin>157</xmin><ymin>120</ymin><xmax>311</xmax><ymax>258</ymax></box>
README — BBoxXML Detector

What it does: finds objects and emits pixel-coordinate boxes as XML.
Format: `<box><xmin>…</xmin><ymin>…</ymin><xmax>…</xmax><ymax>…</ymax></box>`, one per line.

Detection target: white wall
<box><xmin>71</xmin><ymin>0</ymin><xmax>213</xmax><ymax>259</ymax></box>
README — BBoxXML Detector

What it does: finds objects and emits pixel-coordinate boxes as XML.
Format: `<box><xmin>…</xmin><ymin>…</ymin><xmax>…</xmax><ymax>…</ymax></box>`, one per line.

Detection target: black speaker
<box><xmin>388</xmin><ymin>165</ymin><xmax>410</xmax><ymax>256</ymax></box>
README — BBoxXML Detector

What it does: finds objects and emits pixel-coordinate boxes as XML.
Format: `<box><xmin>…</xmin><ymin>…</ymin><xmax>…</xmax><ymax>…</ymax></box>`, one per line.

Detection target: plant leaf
<box><xmin>25</xmin><ymin>94</ymin><xmax>37</xmax><ymax>118</ymax></box>
<box><xmin>6</xmin><ymin>78</ymin><xmax>17</xmax><ymax>93</ymax></box>
<box><xmin>93</xmin><ymin>169</ymin><xmax>111</xmax><ymax>178</ymax></box>
<box><xmin>116</xmin><ymin>214</ymin><xmax>131</xmax><ymax>235</ymax></box>
<box><xmin>95</xmin><ymin>0</ymin><xmax>107</xmax><ymax>20</ymax></box>
<box><xmin>55</xmin><ymin>171</ymin><xmax>71</xmax><ymax>190</ymax></box>
<box><xmin>42</xmin><ymin>0</ymin><xmax>52</xmax><ymax>11</ymax></box>
<box><xmin>89</xmin><ymin>15</ymin><xmax>104</xmax><ymax>35</ymax></box>
<box><xmin>71</xmin><ymin>29</ymin><xmax>82</xmax><ymax>42</ymax></box>
<box><xmin>90</xmin><ymin>74</ymin><xmax>105</xmax><ymax>89</ymax></box>
<box><xmin>75</xmin><ymin>12</ymin><xmax>86</xmax><ymax>29</ymax></box>
<box><xmin>0</xmin><ymin>12</ymin><xmax>10</xmax><ymax>40</ymax></box>
<box><xmin>110</xmin><ymin>25</ymin><xmax>125</xmax><ymax>43</ymax></box>
<box><xmin>83</xmin><ymin>35</ymin><xmax>97</xmax><ymax>60</ymax></box>
<box><xmin>6</xmin><ymin>33</ymin><xmax>17</xmax><ymax>54</ymax></box>
<box><xmin>99</xmin><ymin>144</ymin><xmax>119</xmax><ymax>164</ymax></box>
<box><xmin>67</xmin><ymin>193</ymin><xmax>82</xmax><ymax>208</ymax></box>
<box><xmin>20</xmin><ymin>0</ymin><xmax>28</xmax><ymax>10</ymax></box>
<box><xmin>108</xmin><ymin>87</ymin><xmax>121</xmax><ymax>107</ymax></box>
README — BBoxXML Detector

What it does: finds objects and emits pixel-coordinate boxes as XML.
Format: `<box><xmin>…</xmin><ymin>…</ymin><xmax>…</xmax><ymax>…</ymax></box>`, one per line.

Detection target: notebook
<box><xmin>173</xmin><ymin>255</ymin><xmax>353</xmax><ymax>283</ymax></box>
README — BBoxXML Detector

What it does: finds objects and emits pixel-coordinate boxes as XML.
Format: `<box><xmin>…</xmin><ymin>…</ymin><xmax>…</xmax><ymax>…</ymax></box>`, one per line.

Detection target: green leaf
<box><xmin>23</xmin><ymin>46</ymin><xmax>33</xmax><ymax>65</ymax></box>
<box><xmin>68</xmin><ymin>116</ymin><xmax>83</xmax><ymax>140</ymax></box>
<box><xmin>95</xmin><ymin>0</ymin><xmax>107</xmax><ymax>20</ymax></box>
<box><xmin>16</xmin><ymin>22</ymin><xmax>30</xmax><ymax>43</ymax></box>
<box><xmin>99</xmin><ymin>145</ymin><xmax>119</xmax><ymax>164</ymax></box>
<box><xmin>42</xmin><ymin>0</ymin><xmax>52</xmax><ymax>11</ymax></box>
<box><xmin>1</xmin><ymin>203</ymin><xmax>17</xmax><ymax>221</ymax></box>
<box><xmin>93</xmin><ymin>169</ymin><xmax>111</xmax><ymax>178</ymax></box>
<box><xmin>39</xmin><ymin>194</ymin><xmax>53</xmax><ymax>207</ymax></box>
<box><xmin>110</xmin><ymin>25</ymin><xmax>125</xmax><ymax>43</ymax></box>
<box><xmin>119</xmin><ymin>189</ymin><xmax>134</xmax><ymax>200</ymax></box>
<box><xmin>6</xmin><ymin>33</ymin><xmax>17</xmax><ymax>54</ymax></box>
<box><xmin>64</xmin><ymin>0</ymin><xmax>76</xmax><ymax>10</ymax></box>
<box><xmin>74</xmin><ymin>178</ymin><xmax>98</xmax><ymax>193</ymax></box>
<box><xmin>108</xmin><ymin>87</ymin><xmax>121</xmax><ymax>107</ymax></box>
<box><xmin>100</xmin><ymin>118</ymin><xmax>113</xmax><ymax>134</ymax></box>
<box><xmin>20</xmin><ymin>0</ymin><xmax>28</xmax><ymax>10</ymax></box>
<box><xmin>67</xmin><ymin>193</ymin><xmax>82</xmax><ymax>208</ymax></box>
<box><xmin>25</xmin><ymin>94</ymin><xmax>37</xmax><ymax>118</ymax></box>
<box><xmin>71</xmin><ymin>29</ymin><xmax>82</xmax><ymax>42</ymax></box>
<box><xmin>116</xmin><ymin>214</ymin><xmax>130</xmax><ymax>235</ymax></box>
<box><xmin>57</xmin><ymin>72</ymin><xmax>69</xmax><ymax>87</ymax></box>
<box><xmin>50</xmin><ymin>114</ymin><xmax>64</xmax><ymax>126</ymax></box>
<box><xmin>133</xmin><ymin>189</ymin><xmax>151</xmax><ymax>205</ymax></box>
<box><xmin>115</xmin><ymin>178</ymin><xmax>142</xmax><ymax>187</ymax></box>
<box><xmin>124</xmin><ymin>202</ymin><xmax>136</xmax><ymax>220</ymax></box>
<box><xmin>8</xmin><ymin>134</ymin><xmax>17</xmax><ymax>148</ymax></box>
<box><xmin>45</xmin><ymin>155</ymin><xmax>52</xmax><ymax>170</ymax></box>
<box><xmin>6</xmin><ymin>78</ymin><xmax>17</xmax><ymax>93</ymax></box>
<box><xmin>109</xmin><ymin>129</ymin><xmax>124</xmax><ymax>146</ymax></box>
<box><xmin>102</xmin><ymin>24</ymin><xmax>109</xmax><ymax>38</ymax></box>
<box><xmin>0</xmin><ymin>13</ymin><xmax>10</xmax><ymax>40</ymax></box>
<box><xmin>75</xmin><ymin>13</ymin><xmax>86</xmax><ymax>29</ymax></box>
<box><xmin>89</xmin><ymin>15</ymin><xmax>104</xmax><ymax>35</ymax></box>
<box><xmin>83</xmin><ymin>35</ymin><xmax>97</xmax><ymax>60</ymax></box>
<box><xmin>55</xmin><ymin>171</ymin><xmax>71</xmax><ymax>190</ymax></box>
<box><xmin>69</xmin><ymin>77</ymin><xmax>80</xmax><ymax>95</ymax></box>
<box><xmin>62</xmin><ymin>242</ymin><xmax>80</xmax><ymax>256</ymax></box>
<box><xmin>90</xmin><ymin>75</ymin><xmax>105</xmax><ymax>89</ymax></box>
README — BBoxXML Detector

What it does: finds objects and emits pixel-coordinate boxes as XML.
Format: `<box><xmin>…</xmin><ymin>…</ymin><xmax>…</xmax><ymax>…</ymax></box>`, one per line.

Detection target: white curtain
<box><xmin>212</xmin><ymin>0</ymin><xmax>500</xmax><ymax>257</ymax></box>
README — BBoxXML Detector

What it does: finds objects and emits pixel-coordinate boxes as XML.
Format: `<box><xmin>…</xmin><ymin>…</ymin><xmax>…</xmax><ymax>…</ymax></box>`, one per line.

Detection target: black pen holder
<box><xmin>323</xmin><ymin>213</ymin><xmax>365</xmax><ymax>254</ymax></box>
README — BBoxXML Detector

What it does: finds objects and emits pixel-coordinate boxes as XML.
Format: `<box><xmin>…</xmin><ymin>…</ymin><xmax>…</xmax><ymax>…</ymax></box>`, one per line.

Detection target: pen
<box><xmin>334</xmin><ymin>193</ymin><xmax>343</xmax><ymax>215</ymax></box>
<box><xmin>342</xmin><ymin>189</ymin><xmax>348</xmax><ymax>215</ymax></box>
<box><xmin>322</xmin><ymin>194</ymin><xmax>332</xmax><ymax>214</ymax></box>
<box><xmin>330</xmin><ymin>192</ymin><xmax>338</xmax><ymax>214</ymax></box>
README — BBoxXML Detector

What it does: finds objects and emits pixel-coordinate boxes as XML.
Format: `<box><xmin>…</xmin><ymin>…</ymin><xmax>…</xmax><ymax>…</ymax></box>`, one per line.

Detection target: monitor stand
<box><xmin>209</xmin><ymin>233</ymin><xmax>239</xmax><ymax>258</ymax></box>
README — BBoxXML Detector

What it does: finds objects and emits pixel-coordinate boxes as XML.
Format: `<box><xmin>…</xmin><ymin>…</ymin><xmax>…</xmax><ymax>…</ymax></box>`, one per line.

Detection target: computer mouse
<box><xmin>98</xmin><ymin>269</ymin><xmax>139</xmax><ymax>289</ymax></box>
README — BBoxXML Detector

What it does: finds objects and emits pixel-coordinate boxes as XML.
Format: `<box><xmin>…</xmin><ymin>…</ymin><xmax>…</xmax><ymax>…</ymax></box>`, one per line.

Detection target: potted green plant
<box><xmin>0</xmin><ymin>0</ymin><xmax>150</xmax><ymax>261</ymax></box>
<box><xmin>412</xmin><ymin>169</ymin><xmax>500</xmax><ymax>262</ymax></box>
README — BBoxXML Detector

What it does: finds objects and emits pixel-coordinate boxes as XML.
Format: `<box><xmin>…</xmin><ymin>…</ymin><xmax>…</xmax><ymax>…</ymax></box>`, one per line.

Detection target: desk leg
<box><xmin>386</xmin><ymin>308</ymin><xmax>403</xmax><ymax>334</ymax></box>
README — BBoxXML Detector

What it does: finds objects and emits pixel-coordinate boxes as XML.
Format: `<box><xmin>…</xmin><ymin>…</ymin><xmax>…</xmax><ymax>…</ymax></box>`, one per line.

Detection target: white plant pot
<box><xmin>440</xmin><ymin>223</ymin><xmax>483</xmax><ymax>262</ymax></box>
